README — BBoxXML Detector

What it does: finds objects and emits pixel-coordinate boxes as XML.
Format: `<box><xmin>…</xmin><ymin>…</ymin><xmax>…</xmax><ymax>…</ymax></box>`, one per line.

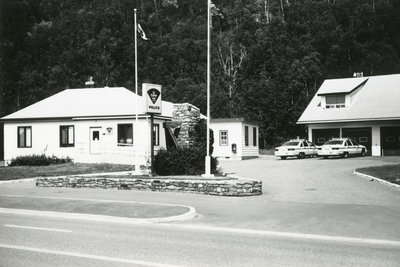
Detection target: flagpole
<box><xmin>134</xmin><ymin>8</ymin><xmax>140</xmax><ymax>174</ymax></box>
<box><xmin>203</xmin><ymin>0</ymin><xmax>213</xmax><ymax>177</ymax></box>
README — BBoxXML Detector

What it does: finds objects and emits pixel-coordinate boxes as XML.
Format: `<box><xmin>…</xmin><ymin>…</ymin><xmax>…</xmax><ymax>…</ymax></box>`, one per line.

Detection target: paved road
<box><xmin>1</xmin><ymin>213</ymin><xmax>399</xmax><ymax>267</ymax></box>
<box><xmin>0</xmin><ymin>156</ymin><xmax>399</xmax><ymax>266</ymax></box>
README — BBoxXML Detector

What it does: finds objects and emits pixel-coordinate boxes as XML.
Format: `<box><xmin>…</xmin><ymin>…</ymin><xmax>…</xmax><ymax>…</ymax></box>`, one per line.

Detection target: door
<box><xmin>89</xmin><ymin>127</ymin><xmax>102</xmax><ymax>154</ymax></box>
<box><xmin>347</xmin><ymin>140</ymin><xmax>359</xmax><ymax>155</ymax></box>
<box><xmin>307</xmin><ymin>140</ymin><xmax>317</xmax><ymax>156</ymax></box>
<box><xmin>342</xmin><ymin>127</ymin><xmax>371</xmax><ymax>156</ymax></box>
<box><xmin>301</xmin><ymin>140</ymin><xmax>311</xmax><ymax>156</ymax></box>
<box><xmin>381</xmin><ymin>126</ymin><xmax>400</xmax><ymax>156</ymax></box>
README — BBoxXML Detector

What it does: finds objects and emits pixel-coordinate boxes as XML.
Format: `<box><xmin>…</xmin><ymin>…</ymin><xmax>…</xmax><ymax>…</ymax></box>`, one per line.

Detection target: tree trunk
<box><xmin>280</xmin><ymin>0</ymin><xmax>285</xmax><ymax>22</ymax></box>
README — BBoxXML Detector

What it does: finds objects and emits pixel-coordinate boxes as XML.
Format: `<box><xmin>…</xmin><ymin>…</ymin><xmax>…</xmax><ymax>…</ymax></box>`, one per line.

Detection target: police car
<box><xmin>318</xmin><ymin>138</ymin><xmax>367</xmax><ymax>159</ymax></box>
<box><xmin>274</xmin><ymin>139</ymin><xmax>318</xmax><ymax>159</ymax></box>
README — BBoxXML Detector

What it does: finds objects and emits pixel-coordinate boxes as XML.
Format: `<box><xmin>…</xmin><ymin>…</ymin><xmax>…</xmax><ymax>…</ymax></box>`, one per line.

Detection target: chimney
<box><xmin>85</xmin><ymin>76</ymin><xmax>95</xmax><ymax>88</ymax></box>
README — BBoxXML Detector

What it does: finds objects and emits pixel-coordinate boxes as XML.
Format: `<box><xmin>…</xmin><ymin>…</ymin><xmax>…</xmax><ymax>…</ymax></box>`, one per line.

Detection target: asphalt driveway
<box><xmin>220</xmin><ymin>156</ymin><xmax>400</xmax><ymax>206</ymax></box>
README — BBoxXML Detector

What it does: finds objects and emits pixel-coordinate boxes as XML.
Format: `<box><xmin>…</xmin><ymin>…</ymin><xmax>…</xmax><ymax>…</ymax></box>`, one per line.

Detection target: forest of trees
<box><xmin>1</xmin><ymin>0</ymin><xmax>400</xmax><ymax>147</ymax></box>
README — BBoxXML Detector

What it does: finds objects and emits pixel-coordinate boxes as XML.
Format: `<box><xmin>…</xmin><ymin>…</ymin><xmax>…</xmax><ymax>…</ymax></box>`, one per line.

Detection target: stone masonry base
<box><xmin>36</xmin><ymin>176</ymin><xmax>262</xmax><ymax>197</ymax></box>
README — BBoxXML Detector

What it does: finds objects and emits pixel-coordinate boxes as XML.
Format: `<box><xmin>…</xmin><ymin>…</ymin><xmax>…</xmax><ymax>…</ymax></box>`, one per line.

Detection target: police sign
<box><xmin>143</xmin><ymin>83</ymin><xmax>162</xmax><ymax>114</ymax></box>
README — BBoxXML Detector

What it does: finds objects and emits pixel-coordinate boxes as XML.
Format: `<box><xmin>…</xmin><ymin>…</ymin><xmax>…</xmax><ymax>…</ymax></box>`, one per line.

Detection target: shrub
<box><xmin>154</xmin><ymin>147</ymin><xmax>218</xmax><ymax>175</ymax></box>
<box><xmin>189</xmin><ymin>119</ymin><xmax>214</xmax><ymax>155</ymax></box>
<box><xmin>9</xmin><ymin>154</ymin><xmax>72</xmax><ymax>166</ymax></box>
<box><xmin>154</xmin><ymin>119</ymin><xmax>218</xmax><ymax>175</ymax></box>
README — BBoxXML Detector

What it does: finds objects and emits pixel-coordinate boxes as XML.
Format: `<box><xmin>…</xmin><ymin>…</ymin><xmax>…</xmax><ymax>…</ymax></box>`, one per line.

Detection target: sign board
<box><xmin>143</xmin><ymin>83</ymin><xmax>162</xmax><ymax>114</ymax></box>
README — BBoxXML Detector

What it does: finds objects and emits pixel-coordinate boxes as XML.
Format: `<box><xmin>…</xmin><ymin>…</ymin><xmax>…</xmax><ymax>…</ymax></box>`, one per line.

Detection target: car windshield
<box><xmin>282</xmin><ymin>141</ymin><xmax>300</xmax><ymax>146</ymax></box>
<box><xmin>324</xmin><ymin>140</ymin><xmax>343</xmax><ymax>145</ymax></box>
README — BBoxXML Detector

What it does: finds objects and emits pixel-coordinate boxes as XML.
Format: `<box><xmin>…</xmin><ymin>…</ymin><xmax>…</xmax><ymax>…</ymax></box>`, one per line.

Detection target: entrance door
<box><xmin>342</xmin><ymin>127</ymin><xmax>372</xmax><ymax>156</ymax></box>
<box><xmin>89</xmin><ymin>127</ymin><xmax>102</xmax><ymax>154</ymax></box>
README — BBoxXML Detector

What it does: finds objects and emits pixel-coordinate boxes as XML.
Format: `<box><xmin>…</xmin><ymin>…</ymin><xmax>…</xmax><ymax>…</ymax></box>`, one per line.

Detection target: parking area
<box><xmin>219</xmin><ymin>156</ymin><xmax>400</xmax><ymax>206</ymax></box>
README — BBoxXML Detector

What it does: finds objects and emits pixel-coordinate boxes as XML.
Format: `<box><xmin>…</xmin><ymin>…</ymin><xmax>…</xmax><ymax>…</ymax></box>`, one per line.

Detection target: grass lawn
<box><xmin>0</xmin><ymin>195</ymin><xmax>188</xmax><ymax>218</ymax></box>
<box><xmin>356</xmin><ymin>164</ymin><xmax>400</xmax><ymax>186</ymax></box>
<box><xmin>0</xmin><ymin>163</ymin><xmax>134</xmax><ymax>181</ymax></box>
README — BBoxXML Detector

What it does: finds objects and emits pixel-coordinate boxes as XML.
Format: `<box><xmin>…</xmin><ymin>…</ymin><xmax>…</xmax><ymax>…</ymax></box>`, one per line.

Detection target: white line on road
<box><xmin>164</xmin><ymin>224</ymin><xmax>400</xmax><ymax>248</ymax></box>
<box><xmin>0</xmin><ymin>243</ymin><xmax>179</xmax><ymax>267</ymax></box>
<box><xmin>4</xmin><ymin>224</ymin><xmax>72</xmax><ymax>233</ymax></box>
<box><xmin>0</xmin><ymin>194</ymin><xmax>187</xmax><ymax>207</ymax></box>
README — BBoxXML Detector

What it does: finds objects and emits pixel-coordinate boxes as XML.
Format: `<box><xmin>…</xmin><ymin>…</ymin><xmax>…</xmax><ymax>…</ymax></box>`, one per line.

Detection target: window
<box><xmin>302</xmin><ymin>141</ymin><xmax>308</xmax><ymax>147</ymax></box>
<box><xmin>386</xmin><ymin>136</ymin><xmax>395</xmax><ymax>142</ymax></box>
<box><xmin>253</xmin><ymin>127</ymin><xmax>257</xmax><ymax>146</ymax></box>
<box><xmin>220</xmin><ymin>130</ymin><xmax>228</xmax><ymax>146</ymax></box>
<box><xmin>345</xmin><ymin>140</ymin><xmax>353</xmax><ymax>146</ymax></box>
<box><xmin>60</xmin><ymin>126</ymin><xmax>74</xmax><ymax>147</ymax></box>
<box><xmin>245</xmin><ymin>126</ymin><xmax>249</xmax><ymax>146</ymax></box>
<box><xmin>282</xmin><ymin>141</ymin><xmax>300</xmax><ymax>146</ymax></box>
<box><xmin>92</xmin><ymin>131</ymin><xmax>99</xmax><ymax>140</ymax></box>
<box><xmin>359</xmin><ymin>137</ymin><xmax>368</xmax><ymax>143</ymax></box>
<box><xmin>352</xmin><ymin>140</ymin><xmax>360</xmax><ymax>145</ymax></box>
<box><xmin>325</xmin><ymin>140</ymin><xmax>344</xmax><ymax>145</ymax></box>
<box><xmin>349</xmin><ymin>140</ymin><xmax>353</xmax><ymax>146</ymax></box>
<box><xmin>118</xmin><ymin>124</ymin><xmax>133</xmax><ymax>145</ymax></box>
<box><xmin>153</xmin><ymin>124</ymin><xmax>160</xmax><ymax>146</ymax></box>
<box><xmin>17</xmin><ymin>126</ymin><xmax>32</xmax><ymax>148</ymax></box>
<box><xmin>326</xmin><ymin>94</ymin><xmax>346</xmax><ymax>108</ymax></box>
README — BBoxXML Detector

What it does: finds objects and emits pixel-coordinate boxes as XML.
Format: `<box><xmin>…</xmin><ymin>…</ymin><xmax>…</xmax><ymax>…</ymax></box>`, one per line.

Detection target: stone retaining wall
<box><xmin>36</xmin><ymin>177</ymin><xmax>262</xmax><ymax>196</ymax></box>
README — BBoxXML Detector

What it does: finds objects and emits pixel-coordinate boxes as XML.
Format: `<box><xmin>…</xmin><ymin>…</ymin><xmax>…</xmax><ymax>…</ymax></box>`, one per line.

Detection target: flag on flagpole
<box><xmin>137</xmin><ymin>24</ymin><xmax>148</xmax><ymax>40</ymax></box>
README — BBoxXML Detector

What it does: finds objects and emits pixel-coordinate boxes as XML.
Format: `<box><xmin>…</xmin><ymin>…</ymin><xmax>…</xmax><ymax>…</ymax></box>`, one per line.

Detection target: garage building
<box><xmin>297</xmin><ymin>74</ymin><xmax>400</xmax><ymax>156</ymax></box>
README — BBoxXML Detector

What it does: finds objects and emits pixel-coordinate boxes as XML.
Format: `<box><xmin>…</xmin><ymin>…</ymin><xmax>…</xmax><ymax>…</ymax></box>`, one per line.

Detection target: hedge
<box><xmin>9</xmin><ymin>154</ymin><xmax>72</xmax><ymax>166</ymax></box>
<box><xmin>154</xmin><ymin>147</ymin><xmax>218</xmax><ymax>175</ymax></box>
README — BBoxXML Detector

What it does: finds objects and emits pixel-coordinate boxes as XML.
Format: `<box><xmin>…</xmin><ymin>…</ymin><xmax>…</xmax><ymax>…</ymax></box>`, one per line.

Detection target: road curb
<box><xmin>0</xmin><ymin>178</ymin><xmax>36</xmax><ymax>185</ymax></box>
<box><xmin>0</xmin><ymin>171</ymin><xmax>137</xmax><ymax>185</ymax></box>
<box><xmin>0</xmin><ymin>203</ymin><xmax>197</xmax><ymax>224</ymax></box>
<box><xmin>354</xmin><ymin>171</ymin><xmax>400</xmax><ymax>191</ymax></box>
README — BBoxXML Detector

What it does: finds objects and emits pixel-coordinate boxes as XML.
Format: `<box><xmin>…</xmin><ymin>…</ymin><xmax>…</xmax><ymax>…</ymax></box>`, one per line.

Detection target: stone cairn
<box><xmin>172</xmin><ymin>103</ymin><xmax>200</xmax><ymax>148</ymax></box>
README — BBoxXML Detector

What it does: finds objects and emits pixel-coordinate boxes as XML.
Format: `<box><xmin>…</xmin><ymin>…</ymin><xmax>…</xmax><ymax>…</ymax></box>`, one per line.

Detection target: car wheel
<box><xmin>298</xmin><ymin>152</ymin><xmax>305</xmax><ymax>159</ymax></box>
<box><xmin>280</xmin><ymin>156</ymin><xmax>287</xmax><ymax>160</ymax></box>
<box><xmin>342</xmin><ymin>152</ymin><xmax>349</xmax><ymax>158</ymax></box>
<box><xmin>360</xmin><ymin>149</ymin><xmax>366</xmax><ymax>157</ymax></box>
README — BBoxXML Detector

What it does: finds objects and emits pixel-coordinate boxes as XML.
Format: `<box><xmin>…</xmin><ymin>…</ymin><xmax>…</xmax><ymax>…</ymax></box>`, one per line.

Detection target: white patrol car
<box><xmin>274</xmin><ymin>139</ymin><xmax>318</xmax><ymax>159</ymax></box>
<box><xmin>318</xmin><ymin>138</ymin><xmax>367</xmax><ymax>159</ymax></box>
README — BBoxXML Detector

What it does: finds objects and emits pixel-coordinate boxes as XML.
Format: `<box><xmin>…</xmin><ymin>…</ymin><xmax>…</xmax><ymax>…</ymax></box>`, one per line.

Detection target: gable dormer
<box><xmin>317</xmin><ymin>78</ymin><xmax>368</xmax><ymax>109</ymax></box>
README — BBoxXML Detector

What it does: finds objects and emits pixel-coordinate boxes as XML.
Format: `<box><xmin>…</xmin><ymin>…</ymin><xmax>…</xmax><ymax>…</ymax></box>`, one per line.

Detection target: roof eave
<box><xmin>297</xmin><ymin>116</ymin><xmax>400</xmax><ymax>124</ymax></box>
<box><xmin>1</xmin><ymin>114</ymin><xmax>173</xmax><ymax>123</ymax></box>
<box><xmin>317</xmin><ymin>78</ymin><xmax>369</xmax><ymax>96</ymax></box>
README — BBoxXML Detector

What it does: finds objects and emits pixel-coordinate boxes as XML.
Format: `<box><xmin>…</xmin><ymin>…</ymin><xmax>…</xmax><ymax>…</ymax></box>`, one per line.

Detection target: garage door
<box><xmin>312</xmin><ymin>128</ymin><xmax>340</xmax><ymax>146</ymax></box>
<box><xmin>342</xmin><ymin>127</ymin><xmax>372</xmax><ymax>156</ymax></box>
<box><xmin>381</xmin><ymin>126</ymin><xmax>400</xmax><ymax>156</ymax></box>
